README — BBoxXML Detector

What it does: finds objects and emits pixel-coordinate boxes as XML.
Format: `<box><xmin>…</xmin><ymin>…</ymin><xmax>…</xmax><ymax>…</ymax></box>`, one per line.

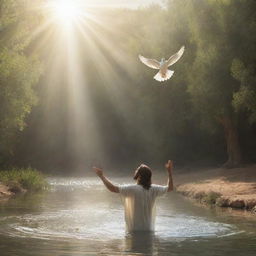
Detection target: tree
<box><xmin>229</xmin><ymin>0</ymin><xmax>256</xmax><ymax>125</ymax></box>
<box><xmin>0</xmin><ymin>0</ymin><xmax>43</xmax><ymax>164</ymax></box>
<box><xmin>183</xmin><ymin>0</ymin><xmax>256</xmax><ymax>167</ymax></box>
<box><xmin>232</xmin><ymin>60</ymin><xmax>256</xmax><ymax>125</ymax></box>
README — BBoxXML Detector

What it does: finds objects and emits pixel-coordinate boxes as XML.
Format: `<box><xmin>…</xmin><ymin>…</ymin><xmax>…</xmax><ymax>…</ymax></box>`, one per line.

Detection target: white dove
<box><xmin>139</xmin><ymin>46</ymin><xmax>185</xmax><ymax>82</ymax></box>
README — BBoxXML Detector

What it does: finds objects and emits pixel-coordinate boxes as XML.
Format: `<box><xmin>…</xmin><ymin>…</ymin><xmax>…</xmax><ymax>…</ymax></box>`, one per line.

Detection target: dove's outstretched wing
<box><xmin>167</xmin><ymin>46</ymin><xmax>185</xmax><ymax>67</ymax></box>
<box><xmin>139</xmin><ymin>55</ymin><xmax>160</xmax><ymax>70</ymax></box>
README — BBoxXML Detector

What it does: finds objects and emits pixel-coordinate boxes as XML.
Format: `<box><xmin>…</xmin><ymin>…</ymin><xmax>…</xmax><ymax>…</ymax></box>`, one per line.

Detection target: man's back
<box><xmin>119</xmin><ymin>184</ymin><xmax>168</xmax><ymax>232</ymax></box>
<box><xmin>92</xmin><ymin>160</ymin><xmax>174</xmax><ymax>232</ymax></box>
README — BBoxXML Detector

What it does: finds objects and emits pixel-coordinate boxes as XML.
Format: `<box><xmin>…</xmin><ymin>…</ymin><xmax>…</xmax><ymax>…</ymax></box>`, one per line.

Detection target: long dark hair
<box><xmin>133</xmin><ymin>164</ymin><xmax>152</xmax><ymax>190</ymax></box>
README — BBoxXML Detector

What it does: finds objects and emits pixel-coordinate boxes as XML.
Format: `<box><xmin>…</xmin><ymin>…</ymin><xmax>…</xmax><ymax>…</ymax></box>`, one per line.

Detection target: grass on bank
<box><xmin>0</xmin><ymin>168</ymin><xmax>48</xmax><ymax>192</ymax></box>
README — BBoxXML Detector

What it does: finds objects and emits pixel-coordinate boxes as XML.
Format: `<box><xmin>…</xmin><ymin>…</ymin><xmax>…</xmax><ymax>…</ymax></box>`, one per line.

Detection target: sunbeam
<box><xmin>29</xmin><ymin>1</ymin><xmax>155</xmax><ymax>168</ymax></box>
<box><xmin>47</xmin><ymin>0</ymin><xmax>84</xmax><ymax>27</ymax></box>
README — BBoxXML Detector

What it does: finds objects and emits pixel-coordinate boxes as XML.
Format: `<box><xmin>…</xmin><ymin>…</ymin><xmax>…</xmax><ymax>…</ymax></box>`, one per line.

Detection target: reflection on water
<box><xmin>0</xmin><ymin>177</ymin><xmax>255</xmax><ymax>256</ymax></box>
<box><xmin>125</xmin><ymin>232</ymin><xmax>160</xmax><ymax>255</ymax></box>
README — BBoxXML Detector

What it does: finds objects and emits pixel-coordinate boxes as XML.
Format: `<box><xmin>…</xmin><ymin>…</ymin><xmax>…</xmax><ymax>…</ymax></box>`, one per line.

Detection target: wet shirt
<box><xmin>118</xmin><ymin>184</ymin><xmax>168</xmax><ymax>232</ymax></box>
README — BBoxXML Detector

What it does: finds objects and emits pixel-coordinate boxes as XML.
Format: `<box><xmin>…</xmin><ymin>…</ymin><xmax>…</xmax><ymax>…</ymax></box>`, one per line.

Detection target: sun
<box><xmin>50</xmin><ymin>0</ymin><xmax>82</xmax><ymax>25</ymax></box>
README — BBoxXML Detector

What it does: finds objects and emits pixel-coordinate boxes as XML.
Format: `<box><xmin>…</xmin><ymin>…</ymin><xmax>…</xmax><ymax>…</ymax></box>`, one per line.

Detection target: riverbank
<box><xmin>0</xmin><ymin>183</ymin><xmax>14</xmax><ymax>200</ymax></box>
<box><xmin>0</xmin><ymin>168</ymin><xmax>48</xmax><ymax>200</ymax></box>
<box><xmin>175</xmin><ymin>165</ymin><xmax>256</xmax><ymax>213</ymax></box>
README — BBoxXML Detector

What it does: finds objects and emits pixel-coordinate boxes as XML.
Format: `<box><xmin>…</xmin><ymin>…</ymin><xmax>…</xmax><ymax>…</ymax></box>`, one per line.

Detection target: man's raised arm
<box><xmin>92</xmin><ymin>167</ymin><xmax>119</xmax><ymax>193</ymax></box>
<box><xmin>165</xmin><ymin>160</ymin><xmax>174</xmax><ymax>192</ymax></box>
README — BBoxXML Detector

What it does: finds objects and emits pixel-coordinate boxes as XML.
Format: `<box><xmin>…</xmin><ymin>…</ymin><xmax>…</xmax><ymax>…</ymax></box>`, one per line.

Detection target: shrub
<box><xmin>203</xmin><ymin>191</ymin><xmax>222</xmax><ymax>204</ymax></box>
<box><xmin>0</xmin><ymin>168</ymin><xmax>48</xmax><ymax>192</ymax></box>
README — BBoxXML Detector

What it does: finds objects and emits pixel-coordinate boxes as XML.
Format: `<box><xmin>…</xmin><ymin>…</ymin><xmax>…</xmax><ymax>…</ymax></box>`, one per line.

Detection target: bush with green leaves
<box><xmin>0</xmin><ymin>168</ymin><xmax>48</xmax><ymax>191</ymax></box>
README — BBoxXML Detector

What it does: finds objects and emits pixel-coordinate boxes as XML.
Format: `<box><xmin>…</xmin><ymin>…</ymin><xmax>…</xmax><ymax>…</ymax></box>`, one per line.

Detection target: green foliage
<box><xmin>203</xmin><ymin>191</ymin><xmax>221</xmax><ymax>205</ymax></box>
<box><xmin>186</xmin><ymin>0</ymin><xmax>238</xmax><ymax>125</ymax></box>
<box><xmin>0</xmin><ymin>168</ymin><xmax>48</xmax><ymax>191</ymax></box>
<box><xmin>231</xmin><ymin>60</ymin><xmax>256</xmax><ymax>124</ymax></box>
<box><xmin>227</xmin><ymin>0</ymin><xmax>256</xmax><ymax>126</ymax></box>
<box><xmin>0</xmin><ymin>0</ymin><xmax>43</xmax><ymax>163</ymax></box>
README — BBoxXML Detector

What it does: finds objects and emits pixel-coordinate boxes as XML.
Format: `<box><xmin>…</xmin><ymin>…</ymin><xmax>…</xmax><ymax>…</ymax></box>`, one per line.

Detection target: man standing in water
<box><xmin>93</xmin><ymin>160</ymin><xmax>174</xmax><ymax>232</ymax></box>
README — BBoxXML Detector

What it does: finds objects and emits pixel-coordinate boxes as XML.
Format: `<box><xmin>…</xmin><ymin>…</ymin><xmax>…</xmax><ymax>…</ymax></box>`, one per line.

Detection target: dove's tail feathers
<box><xmin>154</xmin><ymin>69</ymin><xmax>174</xmax><ymax>82</ymax></box>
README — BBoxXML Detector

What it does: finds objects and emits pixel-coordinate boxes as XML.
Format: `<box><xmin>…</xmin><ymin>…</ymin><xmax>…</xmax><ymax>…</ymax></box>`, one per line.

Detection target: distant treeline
<box><xmin>0</xmin><ymin>0</ymin><xmax>256</xmax><ymax>173</ymax></box>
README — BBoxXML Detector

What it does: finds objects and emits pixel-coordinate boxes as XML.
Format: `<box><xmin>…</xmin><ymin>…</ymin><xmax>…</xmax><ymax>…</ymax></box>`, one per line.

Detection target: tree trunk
<box><xmin>218</xmin><ymin>116</ymin><xmax>242</xmax><ymax>168</ymax></box>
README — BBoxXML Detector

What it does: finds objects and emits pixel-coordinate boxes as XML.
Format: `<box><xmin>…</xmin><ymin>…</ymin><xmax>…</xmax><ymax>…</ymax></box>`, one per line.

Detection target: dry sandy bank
<box><xmin>0</xmin><ymin>183</ymin><xmax>14</xmax><ymax>201</ymax></box>
<box><xmin>175</xmin><ymin>165</ymin><xmax>256</xmax><ymax>213</ymax></box>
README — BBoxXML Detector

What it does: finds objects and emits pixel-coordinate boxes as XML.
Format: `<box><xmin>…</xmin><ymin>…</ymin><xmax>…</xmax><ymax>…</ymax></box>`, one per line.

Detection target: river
<box><xmin>0</xmin><ymin>177</ymin><xmax>255</xmax><ymax>255</ymax></box>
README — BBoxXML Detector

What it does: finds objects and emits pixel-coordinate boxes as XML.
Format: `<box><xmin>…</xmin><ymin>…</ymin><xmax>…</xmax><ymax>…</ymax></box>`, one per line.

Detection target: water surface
<box><xmin>0</xmin><ymin>177</ymin><xmax>255</xmax><ymax>255</ymax></box>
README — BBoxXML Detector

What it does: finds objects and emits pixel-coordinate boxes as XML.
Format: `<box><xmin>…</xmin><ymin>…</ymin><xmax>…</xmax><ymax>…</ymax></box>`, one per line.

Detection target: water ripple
<box><xmin>0</xmin><ymin>210</ymin><xmax>239</xmax><ymax>241</ymax></box>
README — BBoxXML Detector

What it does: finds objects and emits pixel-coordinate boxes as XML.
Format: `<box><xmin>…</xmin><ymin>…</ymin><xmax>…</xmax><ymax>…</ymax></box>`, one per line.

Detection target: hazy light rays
<box><xmin>78</xmin><ymin>17</ymin><xmax>137</xmax><ymax>89</ymax></box>
<box><xmin>74</xmin><ymin>16</ymin><xmax>152</xmax><ymax>164</ymax></box>
<box><xmin>62</xmin><ymin>24</ymin><xmax>108</xmax><ymax>168</ymax></box>
<box><xmin>37</xmin><ymin>4</ymin><xmax>151</xmax><ymax>167</ymax></box>
<box><xmin>76</xmin><ymin>20</ymin><xmax>136</xmax><ymax>130</ymax></box>
<box><xmin>79</xmin><ymin>17</ymin><xmax>141</xmax><ymax>125</ymax></box>
<box><xmin>76</xmin><ymin>13</ymin><xmax>138</xmax><ymax>107</ymax></box>
<box><xmin>41</xmin><ymin>30</ymin><xmax>70</xmax><ymax>114</ymax></box>
<box><xmin>27</xmin><ymin>0</ymin><xmax>84</xmax><ymax>57</ymax></box>
<box><xmin>29</xmin><ymin>23</ymin><xmax>57</xmax><ymax>58</ymax></box>
<box><xmin>64</xmin><ymin>28</ymin><xmax>91</xmax><ymax>164</ymax></box>
<box><xmin>81</xmin><ymin>15</ymin><xmax>163</xmax><ymax>163</ymax></box>
<box><xmin>29</xmin><ymin>2</ymin><xmax>107</xmax><ymax>168</ymax></box>
<box><xmin>81</xmin><ymin>13</ymin><xmax>138</xmax><ymax>78</ymax></box>
<box><xmin>29</xmin><ymin>18</ymin><xmax>53</xmax><ymax>41</ymax></box>
<box><xmin>76</xmin><ymin>24</ymin><xmax>120</xmax><ymax>87</ymax></box>
<box><xmin>73</xmin><ymin>22</ymin><xmax>119</xmax><ymax>165</ymax></box>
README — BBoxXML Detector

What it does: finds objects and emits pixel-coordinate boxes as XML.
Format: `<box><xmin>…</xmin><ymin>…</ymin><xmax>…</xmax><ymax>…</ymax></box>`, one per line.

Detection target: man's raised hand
<box><xmin>165</xmin><ymin>160</ymin><xmax>173</xmax><ymax>173</ymax></box>
<box><xmin>93</xmin><ymin>167</ymin><xmax>104</xmax><ymax>178</ymax></box>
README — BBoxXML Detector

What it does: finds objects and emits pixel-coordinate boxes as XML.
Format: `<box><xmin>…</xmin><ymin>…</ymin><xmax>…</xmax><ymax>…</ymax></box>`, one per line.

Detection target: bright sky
<box><xmin>46</xmin><ymin>0</ymin><xmax>165</xmax><ymax>27</ymax></box>
<box><xmin>82</xmin><ymin>0</ymin><xmax>164</xmax><ymax>8</ymax></box>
